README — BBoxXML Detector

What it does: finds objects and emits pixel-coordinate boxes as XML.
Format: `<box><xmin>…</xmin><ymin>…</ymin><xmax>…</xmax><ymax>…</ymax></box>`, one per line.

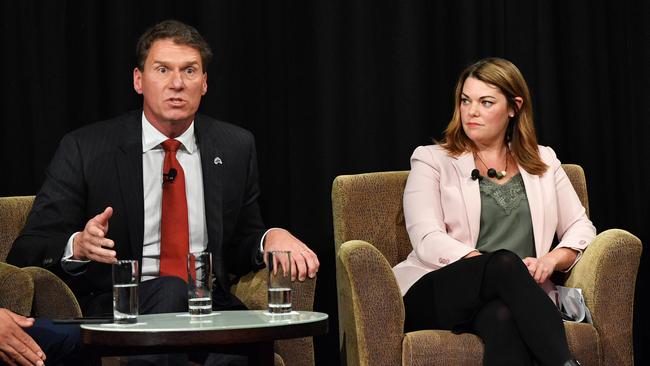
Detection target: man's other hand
<box><xmin>72</xmin><ymin>207</ymin><xmax>117</xmax><ymax>263</ymax></box>
<box><xmin>263</xmin><ymin>229</ymin><xmax>319</xmax><ymax>281</ymax></box>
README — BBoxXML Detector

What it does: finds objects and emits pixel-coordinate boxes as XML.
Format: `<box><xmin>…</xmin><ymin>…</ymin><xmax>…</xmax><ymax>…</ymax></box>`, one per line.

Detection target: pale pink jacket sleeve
<box><xmin>542</xmin><ymin>147</ymin><xmax>596</xmax><ymax>270</ymax></box>
<box><xmin>403</xmin><ymin>146</ymin><xmax>476</xmax><ymax>268</ymax></box>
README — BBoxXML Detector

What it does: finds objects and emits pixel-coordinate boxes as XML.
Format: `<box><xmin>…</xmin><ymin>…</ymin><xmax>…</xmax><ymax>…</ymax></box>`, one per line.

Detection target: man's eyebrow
<box><xmin>150</xmin><ymin>60</ymin><xmax>201</xmax><ymax>67</ymax></box>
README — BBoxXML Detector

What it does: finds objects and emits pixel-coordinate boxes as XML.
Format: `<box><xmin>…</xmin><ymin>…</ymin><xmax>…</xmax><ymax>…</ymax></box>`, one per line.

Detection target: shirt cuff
<box><xmin>61</xmin><ymin>232</ymin><xmax>90</xmax><ymax>275</ymax></box>
<box><xmin>260</xmin><ymin>228</ymin><xmax>281</xmax><ymax>252</ymax></box>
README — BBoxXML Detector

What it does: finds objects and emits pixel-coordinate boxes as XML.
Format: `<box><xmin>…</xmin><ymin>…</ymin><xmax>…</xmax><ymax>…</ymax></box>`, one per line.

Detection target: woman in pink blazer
<box><xmin>393</xmin><ymin>58</ymin><xmax>595</xmax><ymax>366</ymax></box>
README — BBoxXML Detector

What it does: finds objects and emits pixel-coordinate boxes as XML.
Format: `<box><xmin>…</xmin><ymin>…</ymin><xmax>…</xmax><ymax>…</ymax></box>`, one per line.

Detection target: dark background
<box><xmin>1</xmin><ymin>0</ymin><xmax>648</xmax><ymax>364</ymax></box>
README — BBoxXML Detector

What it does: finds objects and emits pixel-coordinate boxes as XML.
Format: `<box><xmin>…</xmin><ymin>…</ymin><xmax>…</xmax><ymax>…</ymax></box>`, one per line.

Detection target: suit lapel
<box><xmin>194</xmin><ymin>115</ymin><xmax>224</xmax><ymax>255</ymax></box>
<box><xmin>519</xmin><ymin>165</ymin><xmax>544</xmax><ymax>256</ymax></box>
<box><xmin>451</xmin><ymin>153</ymin><xmax>481</xmax><ymax>244</ymax></box>
<box><xmin>115</xmin><ymin>114</ymin><xmax>145</xmax><ymax>263</ymax></box>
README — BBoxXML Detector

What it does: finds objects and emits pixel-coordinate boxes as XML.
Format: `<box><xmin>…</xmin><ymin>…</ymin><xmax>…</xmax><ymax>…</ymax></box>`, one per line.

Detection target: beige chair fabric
<box><xmin>1</xmin><ymin>195</ymin><xmax>316</xmax><ymax>366</ymax></box>
<box><xmin>0</xmin><ymin>262</ymin><xmax>34</xmax><ymax>316</ymax></box>
<box><xmin>332</xmin><ymin>166</ymin><xmax>642</xmax><ymax>366</ymax></box>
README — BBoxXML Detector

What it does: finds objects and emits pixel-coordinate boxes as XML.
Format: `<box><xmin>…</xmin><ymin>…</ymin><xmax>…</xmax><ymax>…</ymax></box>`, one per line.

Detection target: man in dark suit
<box><xmin>7</xmin><ymin>20</ymin><xmax>319</xmax><ymax>363</ymax></box>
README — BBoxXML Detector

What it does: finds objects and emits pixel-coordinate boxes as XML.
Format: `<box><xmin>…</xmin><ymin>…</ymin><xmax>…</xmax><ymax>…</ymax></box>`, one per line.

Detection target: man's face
<box><xmin>133</xmin><ymin>39</ymin><xmax>208</xmax><ymax>126</ymax></box>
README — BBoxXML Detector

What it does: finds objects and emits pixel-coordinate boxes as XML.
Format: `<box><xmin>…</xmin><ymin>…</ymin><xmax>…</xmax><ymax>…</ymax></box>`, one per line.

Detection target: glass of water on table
<box><xmin>188</xmin><ymin>252</ymin><xmax>213</xmax><ymax>315</ymax></box>
<box><xmin>267</xmin><ymin>251</ymin><xmax>292</xmax><ymax>314</ymax></box>
<box><xmin>112</xmin><ymin>260</ymin><xmax>139</xmax><ymax>324</ymax></box>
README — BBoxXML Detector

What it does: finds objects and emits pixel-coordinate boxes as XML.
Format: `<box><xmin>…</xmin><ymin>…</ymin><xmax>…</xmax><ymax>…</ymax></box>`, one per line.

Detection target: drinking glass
<box><xmin>267</xmin><ymin>251</ymin><xmax>292</xmax><ymax>314</ymax></box>
<box><xmin>112</xmin><ymin>260</ymin><xmax>139</xmax><ymax>324</ymax></box>
<box><xmin>188</xmin><ymin>252</ymin><xmax>213</xmax><ymax>315</ymax></box>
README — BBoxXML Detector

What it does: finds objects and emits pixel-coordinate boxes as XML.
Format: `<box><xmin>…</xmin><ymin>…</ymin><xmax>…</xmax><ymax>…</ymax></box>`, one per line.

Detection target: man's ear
<box><xmin>133</xmin><ymin>67</ymin><xmax>144</xmax><ymax>95</ymax></box>
<box><xmin>201</xmin><ymin>72</ymin><xmax>208</xmax><ymax>96</ymax></box>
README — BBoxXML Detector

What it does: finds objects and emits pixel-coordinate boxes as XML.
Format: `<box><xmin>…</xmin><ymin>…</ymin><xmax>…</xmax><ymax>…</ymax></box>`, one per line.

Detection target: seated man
<box><xmin>8</xmin><ymin>19</ymin><xmax>319</xmax><ymax>365</ymax></box>
<box><xmin>0</xmin><ymin>308</ymin><xmax>81</xmax><ymax>366</ymax></box>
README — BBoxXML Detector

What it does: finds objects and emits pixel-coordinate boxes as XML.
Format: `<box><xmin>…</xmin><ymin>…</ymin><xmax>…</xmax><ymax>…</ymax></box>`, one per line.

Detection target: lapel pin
<box><xmin>214</xmin><ymin>157</ymin><xmax>223</xmax><ymax>165</ymax></box>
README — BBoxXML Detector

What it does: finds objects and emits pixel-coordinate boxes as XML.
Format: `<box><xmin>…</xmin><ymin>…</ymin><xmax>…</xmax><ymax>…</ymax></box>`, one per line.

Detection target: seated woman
<box><xmin>393</xmin><ymin>57</ymin><xmax>595</xmax><ymax>366</ymax></box>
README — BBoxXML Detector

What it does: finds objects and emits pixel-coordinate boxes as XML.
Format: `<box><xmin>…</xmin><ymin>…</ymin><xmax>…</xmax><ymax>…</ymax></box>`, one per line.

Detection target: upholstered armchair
<box><xmin>0</xmin><ymin>195</ymin><xmax>81</xmax><ymax>319</ymax></box>
<box><xmin>1</xmin><ymin>195</ymin><xmax>317</xmax><ymax>366</ymax></box>
<box><xmin>332</xmin><ymin>165</ymin><xmax>642</xmax><ymax>366</ymax></box>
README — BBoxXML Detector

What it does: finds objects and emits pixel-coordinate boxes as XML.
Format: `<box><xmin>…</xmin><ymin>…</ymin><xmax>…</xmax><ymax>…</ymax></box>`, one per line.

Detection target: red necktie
<box><xmin>160</xmin><ymin>139</ymin><xmax>189</xmax><ymax>281</ymax></box>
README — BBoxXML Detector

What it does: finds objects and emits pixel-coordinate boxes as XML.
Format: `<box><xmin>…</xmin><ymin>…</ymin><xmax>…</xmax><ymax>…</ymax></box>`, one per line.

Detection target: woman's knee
<box><xmin>485</xmin><ymin>250</ymin><xmax>528</xmax><ymax>278</ymax></box>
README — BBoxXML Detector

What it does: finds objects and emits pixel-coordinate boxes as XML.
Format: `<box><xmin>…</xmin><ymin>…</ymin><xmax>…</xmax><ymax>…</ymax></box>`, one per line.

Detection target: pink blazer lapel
<box><xmin>519</xmin><ymin>165</ymin><xmax>545</xmax><ymax>256</ymax></box>
<box><xmin>451</xmin><ymin>153</ymin><xmax>481</xmax><ymax>245</ymax></box>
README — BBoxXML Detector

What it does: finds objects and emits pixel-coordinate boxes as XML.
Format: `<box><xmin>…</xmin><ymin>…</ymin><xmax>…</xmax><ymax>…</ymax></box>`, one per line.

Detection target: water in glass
<box><xmin>113</xmin><ymin>283</ymin><xmax>138</xmax><ymax>323</ymax></box>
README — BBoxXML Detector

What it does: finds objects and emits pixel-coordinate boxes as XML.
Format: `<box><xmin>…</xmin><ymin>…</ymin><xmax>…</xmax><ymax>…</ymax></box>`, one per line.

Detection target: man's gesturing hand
<box><xmin>72</xmin><ymin>207</ymin><xmax>117</xmax><ymax>263</ymax></box>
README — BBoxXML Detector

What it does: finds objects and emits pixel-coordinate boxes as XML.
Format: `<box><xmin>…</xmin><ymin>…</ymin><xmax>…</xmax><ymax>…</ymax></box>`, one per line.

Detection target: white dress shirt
<box><xmin>140</xmin><ymin>115</ymin><xmax>208</xmax><ymax>281</ymax></box>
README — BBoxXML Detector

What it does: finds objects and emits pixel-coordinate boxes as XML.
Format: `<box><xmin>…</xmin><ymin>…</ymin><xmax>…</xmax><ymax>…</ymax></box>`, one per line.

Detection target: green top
<box><xmin>475</xmin><ymin>174</ymin><xmax>536</xmax><ymax>258</ymax></box>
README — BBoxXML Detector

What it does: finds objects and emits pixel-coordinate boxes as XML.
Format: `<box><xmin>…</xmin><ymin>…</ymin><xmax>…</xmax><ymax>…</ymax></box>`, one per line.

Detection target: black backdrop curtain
<box><xmin>1</xmin><ymin>1</ymin><xmax>648</xmax><ymax>364</ymax></box>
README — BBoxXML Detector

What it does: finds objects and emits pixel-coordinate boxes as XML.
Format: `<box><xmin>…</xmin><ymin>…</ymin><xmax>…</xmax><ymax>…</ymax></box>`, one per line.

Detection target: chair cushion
<box><xmin>402</xmin><ymin>330</ymin><xmax>483</xmax><ymax>366</ymax></box>
<box><xmin>402</xmin><ymin>323</ymin><xmax>600</xmax><ymax>366</ymax></box>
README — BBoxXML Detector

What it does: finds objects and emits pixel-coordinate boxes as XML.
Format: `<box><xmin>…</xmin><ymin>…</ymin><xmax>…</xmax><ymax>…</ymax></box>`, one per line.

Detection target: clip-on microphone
<box><xmin>163</xmin><ymin>168</ymin><xmax>177</xmax><ymax>184</ymax></box>
<box><xmin>471</xmin><ymin>169</ymin><xmax>483</xmax><ymax>181</ymax></box>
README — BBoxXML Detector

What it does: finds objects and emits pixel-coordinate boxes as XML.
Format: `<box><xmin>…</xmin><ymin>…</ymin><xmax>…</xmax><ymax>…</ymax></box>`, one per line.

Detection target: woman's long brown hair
<box><xmin>438</xmin><ymin>57</ymin><xmax>548</xmax><ymax>176</ymax></box>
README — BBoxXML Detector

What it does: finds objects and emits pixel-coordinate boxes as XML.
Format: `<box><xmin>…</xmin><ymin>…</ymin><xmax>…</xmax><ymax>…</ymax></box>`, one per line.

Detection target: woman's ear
<box><xmin>510</xmin><ymin>96</ymin><xmax>524</xmax><ymax>116</ymax></box>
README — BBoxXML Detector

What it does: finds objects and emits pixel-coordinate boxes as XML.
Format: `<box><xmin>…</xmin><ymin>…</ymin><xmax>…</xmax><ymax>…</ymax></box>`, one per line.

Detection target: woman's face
<box><xmin>460</xmin><ymin>77</ymin><xmax>514</xmax><ymax>148</ymax></box>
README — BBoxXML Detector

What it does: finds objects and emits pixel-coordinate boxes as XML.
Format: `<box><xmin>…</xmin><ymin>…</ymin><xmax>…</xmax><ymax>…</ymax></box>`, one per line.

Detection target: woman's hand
<box><xmin>522</xmin><ymin>255</ymin><xmax>558</xmax><ymax>284</ymax></box>
<box><xmin>523</xmin><ymin>247</ymin><xmax>579</xmax><ymax>284</ymax></box>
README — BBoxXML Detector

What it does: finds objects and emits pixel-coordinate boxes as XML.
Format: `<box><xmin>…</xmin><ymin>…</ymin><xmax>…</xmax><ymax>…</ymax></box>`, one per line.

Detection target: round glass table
<box><xmin>81</xmin><ymin>310</ymin><xmax>328</xmax><ymax>365</ymax></box>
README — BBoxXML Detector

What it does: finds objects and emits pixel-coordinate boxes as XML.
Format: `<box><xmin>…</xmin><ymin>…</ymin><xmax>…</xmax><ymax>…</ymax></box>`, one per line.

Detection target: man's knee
<box><xmin>27</xmin><ymin>319</ymin><xmax>82</xmax><ymax>364</ymax></box>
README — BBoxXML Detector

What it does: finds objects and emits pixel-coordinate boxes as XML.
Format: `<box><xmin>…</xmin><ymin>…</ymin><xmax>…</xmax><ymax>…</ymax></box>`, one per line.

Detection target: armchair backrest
<box><xmin>332</xmin><ymin>165</ymin><xmax>589</xmax><ymax>265</ymax></box>
<box><xmin>562</xmin><ymin>164</ymin><xmax>589</xmax><ymax>217</ymax></box>
<box><xmin>332</xmin><ymin>171</ymin><xmax>410</xmax><ymax>267</ymax></box>
<box><xmin>0</xmin><ymin>196</ymin><xmax>35</xmax><ymax>262</ymax></box>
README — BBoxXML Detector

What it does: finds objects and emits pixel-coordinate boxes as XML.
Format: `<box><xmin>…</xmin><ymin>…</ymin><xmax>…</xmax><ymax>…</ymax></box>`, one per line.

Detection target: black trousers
<box><xmin>83</xmin><ymin>276</ymin><xmax>247</xmax><ymax>366</ymax></box>
<box><xmin>403</xmin><ymin>250</ymin><xmax>571</xmax><ymax>366</ymax></box>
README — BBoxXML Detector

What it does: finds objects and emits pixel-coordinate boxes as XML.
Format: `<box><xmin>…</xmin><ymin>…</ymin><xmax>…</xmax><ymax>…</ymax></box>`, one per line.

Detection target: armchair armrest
<box><xmin>230</xmin><ymin>269</ymin><xmax>316</xmax><ymax>311</ymax></box>
<box><xmin>564</xmin><ymin>229</ymin><xmax>642</xmax><ymax>366</ymax></box>
<box><xmin>231</xmin><ymin>269</ymin><xmax>317</xmax><ymax>366</ymax></box>
<box><xmin>0</xmin><ymin>262</ymin><xmax>34</xmax><ymax>316</ymax></box>
<box><xmin>22</xmin><ymin>266</ymin><xmax>82</xmax><ymax>319</ymax></box>
<box><xmin>337</xmin><ymin>240</ymin><xmax>404</xmax><ymax>366</ymax></box>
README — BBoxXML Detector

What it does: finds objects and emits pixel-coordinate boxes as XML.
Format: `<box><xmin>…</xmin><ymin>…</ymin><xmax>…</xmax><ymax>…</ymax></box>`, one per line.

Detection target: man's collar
<box><xmin>141</xmin><ymin>112</ymin><xmax>197</xmax><ymax>154</ymax></box>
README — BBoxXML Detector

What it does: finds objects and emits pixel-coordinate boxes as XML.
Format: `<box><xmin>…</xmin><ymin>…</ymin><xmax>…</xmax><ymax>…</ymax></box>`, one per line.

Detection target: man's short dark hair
<box><xmin>136</xmin><ymin>20</ymin><xmax>213</xmax><ymax>71</ymax></box>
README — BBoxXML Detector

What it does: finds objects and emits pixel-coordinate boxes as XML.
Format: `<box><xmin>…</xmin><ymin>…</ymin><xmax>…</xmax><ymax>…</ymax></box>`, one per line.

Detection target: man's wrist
<box><xmin>260</xmin><ymin>228</ymin><xmax>284</xmax><ymax>251</ymax></box>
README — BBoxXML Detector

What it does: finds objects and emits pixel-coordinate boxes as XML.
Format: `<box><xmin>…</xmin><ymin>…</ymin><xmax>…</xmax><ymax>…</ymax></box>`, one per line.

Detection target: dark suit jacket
<box><xmin>8</xmin><ymin>110</ymin><xmax>266</xmax><ymax>309</ymax></box>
